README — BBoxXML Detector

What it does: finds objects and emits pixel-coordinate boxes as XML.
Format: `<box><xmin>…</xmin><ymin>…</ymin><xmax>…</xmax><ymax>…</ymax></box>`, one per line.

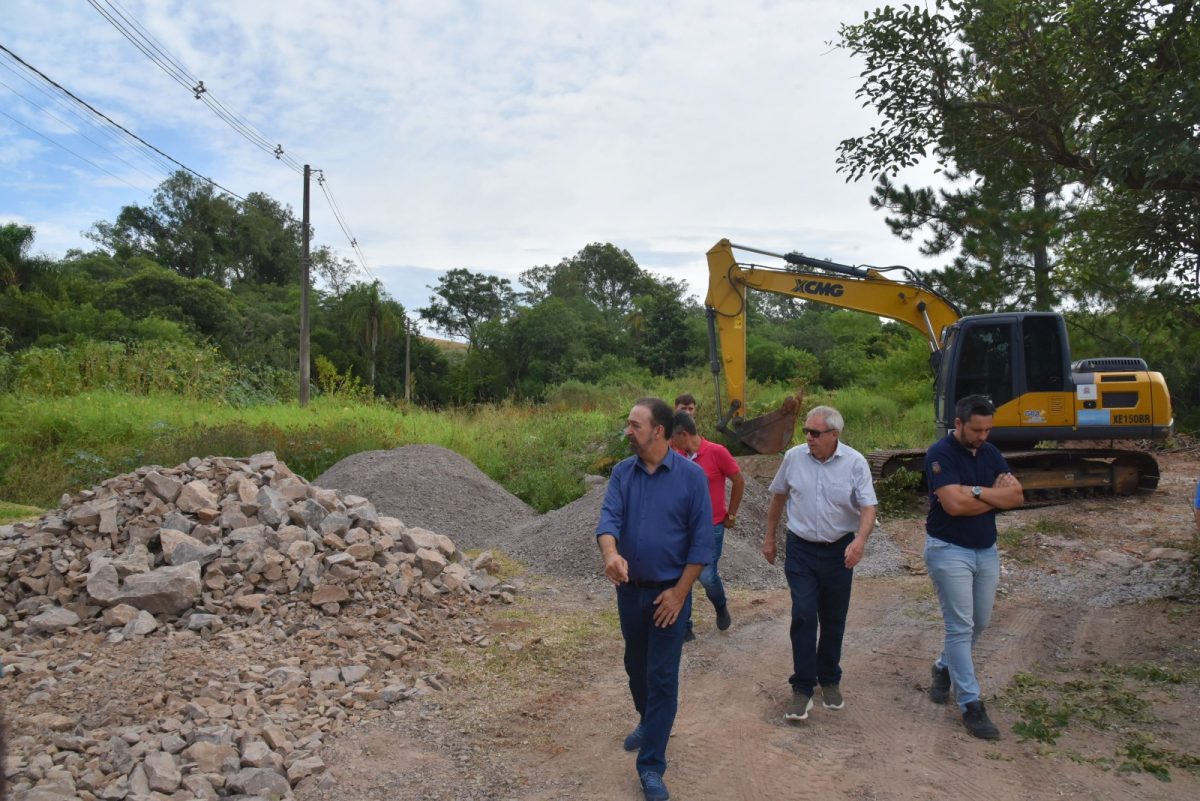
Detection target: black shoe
<box><xmin>639</xmin><ymin>770</ymin><xmax>670</xmax><ymax>801</ymax></box>
<box><xmin>623</xmin><ymin>723</ymin><xmax>644</xmax><ymax>752</ymax></box>
<box><xmin>929</xmin><ymin>663</ymin><xmax>951</xmax><ymax>704</ymax></box>
<box><xmin>962</xmin><ymin>701</ymin><xmax>1000</xmax><ymax>740</ymax></box>
<box><xmin>715</xmin><ymin>605</ymin><xmax>732</xmax><ymax>631</ymax></box>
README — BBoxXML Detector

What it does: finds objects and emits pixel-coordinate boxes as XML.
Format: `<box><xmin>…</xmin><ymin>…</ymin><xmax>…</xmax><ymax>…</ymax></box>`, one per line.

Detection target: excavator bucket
<box><xmin>730</xmin><ymin>393</ymin><xmax>803</xmax><ymax>454</ymax></box>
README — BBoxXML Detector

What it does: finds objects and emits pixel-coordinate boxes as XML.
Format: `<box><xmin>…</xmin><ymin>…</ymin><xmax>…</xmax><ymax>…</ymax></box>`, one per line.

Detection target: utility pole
<box><xmin>299</xmin><ymin>164</ymin><xmax>311</xmax><ymax>406</ymax></box>
<box><xmin>404</xmin><ymin>317</ymin><xmax>412</xmax><ymax>403</ymax></box>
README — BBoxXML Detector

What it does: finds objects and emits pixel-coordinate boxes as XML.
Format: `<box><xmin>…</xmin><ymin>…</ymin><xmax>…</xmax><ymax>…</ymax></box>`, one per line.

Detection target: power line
<box><xmin>0</xmin><ymin>53</ymin><xmax>177</xmax><ymax>176</ymax></box>
<box><xmin>88</xmin><ymin>0</ymin><xmax>305</xmax><ymax>173</ymax></box>
<box><xmin>0</xmin><ymin>42</ymin><xmax>244</xmax><ymax>200</ymax></box>
<box><xmin>315</xmin><ymin>170</ymin><xmax>377</xmax><ymax>283</ymax></box>
<box><xmin>0</xmin><ymin>106</ymin><xmax>147</xmax><ymax>194</ymax></box>
<box><xmin>85</xmin><ymin>1</ymin><xmax>378</xmax><ymax>282</ymax></box>
<box><xmin>0</xmin><ymin>71</ymin><xmax>165</xmax><ymax>186</ymax></box>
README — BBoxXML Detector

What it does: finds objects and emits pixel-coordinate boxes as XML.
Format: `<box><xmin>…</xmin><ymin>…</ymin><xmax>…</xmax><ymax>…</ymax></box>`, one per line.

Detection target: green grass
<box><xmin>437</xmin><ymin>600</ymin><xmax>621</xmax><ymax>687</ymax></box>
<box><xmin>1004</xmin><ymin>662</ymin><xmax>1200</xmax><ymax>781</ymax></box>
<box><xmin>0</xmin><ymin>392</ymin><xmax>617</xmax><ymax>512</ymax></box>
<box><xmin>0</xmin><ymin>377</ymin><xmax>940</xmax><ymax>513</ymax></box>
<box><xmin>0</xmin><ymin>500</ymin><xmax>43</xmax><ymax>524</ymax></box>
<box><xmin>808</xmin><ymin>385</ymin><xmax>937</xmax><ymax>452</ymax></box>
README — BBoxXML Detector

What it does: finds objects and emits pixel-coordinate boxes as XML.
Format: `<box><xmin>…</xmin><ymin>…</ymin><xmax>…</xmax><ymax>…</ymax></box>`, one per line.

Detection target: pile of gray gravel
<box><xmin>314</xmin><ymin>446</ymin><xmax>537</xmax><ymax>551</ymax></box>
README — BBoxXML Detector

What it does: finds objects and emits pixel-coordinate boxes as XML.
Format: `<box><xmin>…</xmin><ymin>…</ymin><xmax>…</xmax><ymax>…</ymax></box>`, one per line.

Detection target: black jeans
<box><xmin>784</xmin><ymin>532</ymin><xmax>854</xmax><ymax>696</ymax></box>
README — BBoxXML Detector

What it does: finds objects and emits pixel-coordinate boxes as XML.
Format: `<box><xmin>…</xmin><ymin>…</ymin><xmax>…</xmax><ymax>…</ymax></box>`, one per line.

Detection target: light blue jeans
<box><xmin>924</xmin><ymin>536</ymin><xmax>1000</xmax><ymax>710</ymax></box>
<box><xmin>685</xmin><ymin>524</ymin><xmax>728</xmax><ymax>637</ymax></box>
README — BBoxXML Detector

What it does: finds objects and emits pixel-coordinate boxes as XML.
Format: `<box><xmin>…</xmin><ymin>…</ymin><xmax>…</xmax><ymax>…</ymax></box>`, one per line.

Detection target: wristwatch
<box><xmin>725</xmin><ymin>514</ymin><xmax>737</xmax><ymax>525</ymax></box>
<box><xmin>971</xmin><ymin>485</ymin><xmax>983</xmax><ymax>498</ymax></box>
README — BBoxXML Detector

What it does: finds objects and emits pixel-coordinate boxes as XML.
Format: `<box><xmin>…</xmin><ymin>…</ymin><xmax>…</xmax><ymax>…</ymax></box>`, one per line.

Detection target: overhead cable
<box><xmin>0</xmin><ymin>71</ymin><xmax>165</xmax><ymax>186</ymax></box>
<box><xmin>88</xmin><ymin>0</ymin><xmax>305</xmax><ymax>173</ymax></box>
<box><xmin>0</xmin><ymin>52</ymin><xmax>177</xmax><ymax>176</ymax></box>
<box><xmin>315</xmin><ymin>170</ymin><xmax>377</xmax><ymax>283</ymax></box>
<box><xmin>0</xmin><ymin>42</ymin><xmax>244</xmax><ymax>200</ymax></box>
<box><xmin>0</xmin><ymin>107</ymin><xmax>147</xmax><ymax>193</ymax></box>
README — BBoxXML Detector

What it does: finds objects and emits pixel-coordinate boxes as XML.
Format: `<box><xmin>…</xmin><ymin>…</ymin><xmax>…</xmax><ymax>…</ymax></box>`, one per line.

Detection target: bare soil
<box><xmin>301</xmin><ymin>452</ymin><xmax>1200</xmax><ymax>801</ymax></box>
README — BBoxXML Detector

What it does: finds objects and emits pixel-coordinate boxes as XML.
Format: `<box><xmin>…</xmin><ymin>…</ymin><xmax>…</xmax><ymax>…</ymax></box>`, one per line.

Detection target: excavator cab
<box><xmin>936</xmin><ymin>312</ymin><xmax>1171</xmax><ymax>446</ymax></box>
<box><xmin>936</xmin><ymin>312</ymin><xmax>1071</xmax><ymax>447</ymax></box>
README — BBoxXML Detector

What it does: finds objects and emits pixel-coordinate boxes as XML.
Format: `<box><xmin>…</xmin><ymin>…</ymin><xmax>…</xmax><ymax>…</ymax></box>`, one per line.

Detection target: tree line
<box><xmin>1</xmin><ymin>0</ymin><xmax>1196</xmax><ymax>424</ymax></box>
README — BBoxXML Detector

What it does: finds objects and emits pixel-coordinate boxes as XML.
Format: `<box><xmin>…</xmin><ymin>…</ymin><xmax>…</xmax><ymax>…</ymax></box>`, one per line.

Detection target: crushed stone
<box><xmin>314</xmin><ymin>445</ymin><xmax>537</xmax><ymax>551</ymax></box>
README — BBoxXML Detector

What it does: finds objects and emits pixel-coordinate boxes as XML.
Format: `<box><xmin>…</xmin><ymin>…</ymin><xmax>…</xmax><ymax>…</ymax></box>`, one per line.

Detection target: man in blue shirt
<box><xmin>597</xmin><ymin>397</ymin><xmax>713</xmax><ymax>801</ymax></box>
<box><xmin>924</xmin><ymin>395</ymin><xmax>1024</xmax><ymax>740</ymax></box>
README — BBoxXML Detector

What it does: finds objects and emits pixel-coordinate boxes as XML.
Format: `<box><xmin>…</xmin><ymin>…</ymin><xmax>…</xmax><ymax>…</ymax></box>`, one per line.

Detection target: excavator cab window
<box><xmin>953</xmin><ymin>321</ymin><xmax>1015</xmax><ymax>409</ymax></box>
<box><xmin>1022</xmin><ymin>315</ymin><xmax>1067</xmax><ymax>391</ymax></box>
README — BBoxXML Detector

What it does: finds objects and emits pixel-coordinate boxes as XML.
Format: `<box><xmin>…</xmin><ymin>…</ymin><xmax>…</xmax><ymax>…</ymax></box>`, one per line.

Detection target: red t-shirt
<box><xmin>677</xmin><ymin>438</ymin><xmax>741</xmax><ymax>524</ymax></box>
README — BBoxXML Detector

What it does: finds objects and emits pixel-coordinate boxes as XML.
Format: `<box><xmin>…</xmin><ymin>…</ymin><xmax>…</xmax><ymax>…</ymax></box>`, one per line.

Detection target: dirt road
<box><xmin>307</xmin><ymin>452</ymin><xmax>1200</xmax><ymax>801</ymax></box>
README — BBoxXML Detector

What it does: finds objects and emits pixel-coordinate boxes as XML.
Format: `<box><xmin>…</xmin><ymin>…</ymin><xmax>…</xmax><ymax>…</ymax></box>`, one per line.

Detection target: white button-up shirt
<box><xmin>768</xmin><ymin>440</ymin><xmax>878</xmax><ymax>542</ymax></box>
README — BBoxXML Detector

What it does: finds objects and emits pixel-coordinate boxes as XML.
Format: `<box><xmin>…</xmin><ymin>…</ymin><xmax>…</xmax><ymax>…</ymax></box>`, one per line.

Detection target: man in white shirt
<box><xmin>763</xmin><ymin>405</ymin><xmax>877</xmax><ymax>722</ymax></box>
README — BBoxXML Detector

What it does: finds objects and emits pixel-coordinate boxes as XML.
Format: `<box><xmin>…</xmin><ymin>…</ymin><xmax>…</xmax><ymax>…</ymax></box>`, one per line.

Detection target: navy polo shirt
<box><xmin>596</xmin><ymin>448</ymin><xmax>714</xmax><ymax>582</ymax></box>
<box><xmin>925</xmin><ymin>433</ymin><xmax>1011</xmax><ymax>549</ymax></box>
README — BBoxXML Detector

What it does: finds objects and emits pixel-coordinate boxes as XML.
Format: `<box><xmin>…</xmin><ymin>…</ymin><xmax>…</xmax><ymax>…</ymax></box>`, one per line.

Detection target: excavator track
<box><xmin>870</xmin><ymin>447</ymin><xmax>1160</xmax><ymax>507</ymax></box>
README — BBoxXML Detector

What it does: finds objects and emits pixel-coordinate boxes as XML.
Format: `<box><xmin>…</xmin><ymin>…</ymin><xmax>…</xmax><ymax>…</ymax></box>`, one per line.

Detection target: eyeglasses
<box><xmin>802</xmin><ymin>428</ymin><xmax>834</xmax><ymax>437</ymax></box>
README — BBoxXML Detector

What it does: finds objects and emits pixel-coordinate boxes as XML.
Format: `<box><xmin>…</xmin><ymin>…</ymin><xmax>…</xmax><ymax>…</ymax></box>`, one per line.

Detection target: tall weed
<box><xmin>14</xmin><ymin>341</ymin><xmax>232</xmax><ymax>398</ymax></box>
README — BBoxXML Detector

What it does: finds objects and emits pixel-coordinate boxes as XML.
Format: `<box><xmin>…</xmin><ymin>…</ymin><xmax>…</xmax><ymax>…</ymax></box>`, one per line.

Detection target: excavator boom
<box><xmin>705</xmin><ymin>238</ymin><xmax>959</xmax><ymax>448</ymax></box>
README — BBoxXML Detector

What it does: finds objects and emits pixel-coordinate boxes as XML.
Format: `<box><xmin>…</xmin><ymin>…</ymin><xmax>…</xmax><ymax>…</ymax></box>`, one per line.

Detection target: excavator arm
<box><xmin>704</xmin><ymin>238</ymin><xmax>960</xmax><ymax>451</ymax></box>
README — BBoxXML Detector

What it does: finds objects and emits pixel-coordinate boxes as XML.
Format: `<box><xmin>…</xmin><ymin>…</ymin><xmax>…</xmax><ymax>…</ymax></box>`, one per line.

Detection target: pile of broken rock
<box><xmin>0</xmin><ymin>452</ymin><xmax>518</xmax><ymax>801</ymax></box>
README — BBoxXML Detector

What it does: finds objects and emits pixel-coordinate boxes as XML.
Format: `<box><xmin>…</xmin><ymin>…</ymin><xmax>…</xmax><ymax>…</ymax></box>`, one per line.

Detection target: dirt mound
<box><xmin>314</xmin><ymin>445</ymin><xmax>537</xmax><ymax>551</ymax></box>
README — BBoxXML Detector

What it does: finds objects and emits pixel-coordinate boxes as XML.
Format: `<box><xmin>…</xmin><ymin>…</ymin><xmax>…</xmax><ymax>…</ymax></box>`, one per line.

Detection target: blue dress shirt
<box><xmin>596</xmin><ymin>448</ymin><xmax>714</xmax><ymax>582</ymax></box>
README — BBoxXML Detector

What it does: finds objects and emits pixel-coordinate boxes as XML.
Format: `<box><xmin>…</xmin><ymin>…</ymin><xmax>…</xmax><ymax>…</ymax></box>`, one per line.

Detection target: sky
<box><xmin>0</xmin><ymin>0</ymin><xmax>946</xmax><ymax>320</ymax></box>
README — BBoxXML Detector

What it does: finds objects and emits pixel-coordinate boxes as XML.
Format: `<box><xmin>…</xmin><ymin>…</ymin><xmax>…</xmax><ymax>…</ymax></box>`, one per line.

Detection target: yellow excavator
<box><xmin>704</xmin><ymin>239</ymin><xmax>1174</xmax><ymax>499</ymax></box>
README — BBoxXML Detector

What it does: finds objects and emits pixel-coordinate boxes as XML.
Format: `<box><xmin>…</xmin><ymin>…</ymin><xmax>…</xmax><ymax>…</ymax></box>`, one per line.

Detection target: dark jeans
<box><xmin>616</xmin><ymin>582</ymin><xmax>692</xmax><ymax>775</ymax></box>
<box><xmin>686</xmin><ymin>523</ymin><xmax>727</xmax><ymax>635</ymax></box>
<box><xmin>785</xmin><ymin>532</ymin><xmax>854</xmax><ymax>696</ymax></box>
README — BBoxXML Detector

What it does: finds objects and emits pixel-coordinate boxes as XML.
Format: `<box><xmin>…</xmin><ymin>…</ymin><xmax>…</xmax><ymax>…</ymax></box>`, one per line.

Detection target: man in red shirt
<box><xmin>671</xmin><ymin>410</ymin><xmax>745</xmax><ymax>639</ymax></box>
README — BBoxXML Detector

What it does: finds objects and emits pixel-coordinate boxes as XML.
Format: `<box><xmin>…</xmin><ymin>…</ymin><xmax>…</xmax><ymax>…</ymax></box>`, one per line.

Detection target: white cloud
<box><xmin>1</xmin><ymin>0</ymin><xmax>948</xmax><ymax>312</ymax></box>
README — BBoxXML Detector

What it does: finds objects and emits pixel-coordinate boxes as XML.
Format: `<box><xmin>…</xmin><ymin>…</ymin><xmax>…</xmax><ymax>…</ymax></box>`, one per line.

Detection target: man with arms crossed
<box><xmin>597</xmin><ymin>397</ymin><xmax>713</xmax><ymax>801</ymax></box>
<box><xmin>671</xmin><ymin>411</ymin><xmax>744</xmax><ymax>639</ymax></box>
<box><xmin>924</xmin><ymin>394</ymin><xmax>1024</xmax><ymax>739</ymax></box>
<box><xmin>764</xmin><ymin>405</ymin><xmax>877</xmax><ymax>722</ymax></box>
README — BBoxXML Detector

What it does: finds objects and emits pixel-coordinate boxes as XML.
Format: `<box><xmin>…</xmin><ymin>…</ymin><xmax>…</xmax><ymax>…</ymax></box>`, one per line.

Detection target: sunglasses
<box><xmin>802</xmin><ymin>428</ymin><xmax>834</xmax><ymax>437</ymax></box>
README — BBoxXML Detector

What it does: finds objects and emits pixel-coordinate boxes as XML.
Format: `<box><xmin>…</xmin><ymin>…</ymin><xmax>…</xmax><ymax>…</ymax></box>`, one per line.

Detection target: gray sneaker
<box><xmin>821</xmin><ymin>684</ymin><xmax>844</xmax><ymax>709</ymax></box>
<box><xmin>784</xmin><ymin>692</ymin><xmax>814</xmax><ymax>722</ymax></box>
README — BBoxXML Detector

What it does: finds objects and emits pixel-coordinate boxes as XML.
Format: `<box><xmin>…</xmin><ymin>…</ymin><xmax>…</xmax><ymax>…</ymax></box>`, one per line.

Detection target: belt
<box><xmin>628</xmin><ymin>577</ymin><xmax>680</xmax><ymax>589</ymax></box>
<box><xmin>788</xmin><ymin>531</ymin><xmax>854</xmax><ymax>547</ymax></box>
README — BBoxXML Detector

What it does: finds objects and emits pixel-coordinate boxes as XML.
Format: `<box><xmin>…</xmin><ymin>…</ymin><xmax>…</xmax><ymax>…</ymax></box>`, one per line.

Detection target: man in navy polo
<box><xmin>597</xmin><ymin>397</ymin><xmax>713</xmax><ymax>801</ymax></box>
<box><xmin>924</xmin><ymin>394</ymin><xmax>1024</xmax><ymax>740</ymax></box>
